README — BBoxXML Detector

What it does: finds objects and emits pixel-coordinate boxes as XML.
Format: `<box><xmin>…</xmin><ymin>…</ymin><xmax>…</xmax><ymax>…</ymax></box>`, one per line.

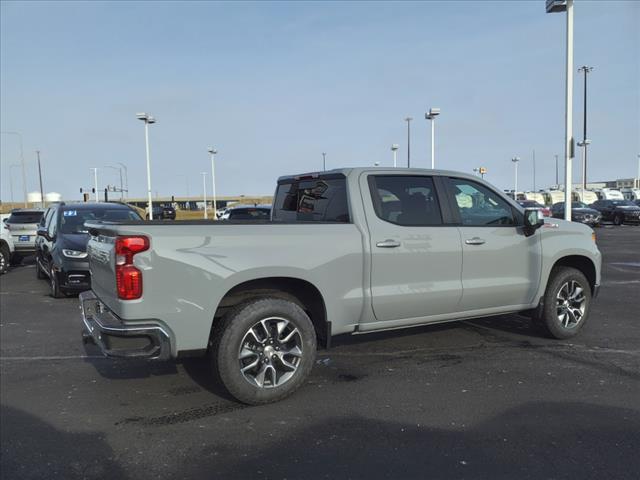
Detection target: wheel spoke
<box><xmin>281</xmin><ymin>345</ymin><xmax>302</xmax><ymax>358</ymax></box>
<box><xmin>246</xmin><ymin>327</ymin><xmax>265</xmax><ymax>345</ymax></box>
<box><xmin>238</xmin><ymin>347</ymin><xmax>258</xmax><ymax>360</ymax></box>
<box><xmin>241</xmin><ymin>357</ymin><xmax>260</xmax><ymax>373</ymax></box>
<box><xmin>280</xmin><ymin>327</ymin><xmax>300</xmax><ymax>344</ymax></box>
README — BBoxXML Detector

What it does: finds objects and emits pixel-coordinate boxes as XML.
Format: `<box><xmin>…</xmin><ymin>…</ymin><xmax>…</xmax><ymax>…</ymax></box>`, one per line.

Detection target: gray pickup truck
<box><xmin>81</xmin><ymin>168</ymin><xmax>601</xmax><ymax>404</ymax></box>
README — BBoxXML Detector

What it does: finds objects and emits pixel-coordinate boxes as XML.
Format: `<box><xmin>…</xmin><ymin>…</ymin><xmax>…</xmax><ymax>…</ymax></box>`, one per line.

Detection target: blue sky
<box><xmin>1</xmin><ymin>0</ymin><xmax>638</xmax><ymax>201</ymax></box>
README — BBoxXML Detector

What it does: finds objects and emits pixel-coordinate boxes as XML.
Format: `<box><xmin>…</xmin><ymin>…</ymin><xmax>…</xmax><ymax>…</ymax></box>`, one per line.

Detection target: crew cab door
<box><xmin>443</xmin><ymin>177</ymin><xmax>541</xmax><ymax>310</ymax></box>
<box><xmin>361</xmin><ymin>173</ymin><xmax>463</xmax><ymax>323</ymax></box>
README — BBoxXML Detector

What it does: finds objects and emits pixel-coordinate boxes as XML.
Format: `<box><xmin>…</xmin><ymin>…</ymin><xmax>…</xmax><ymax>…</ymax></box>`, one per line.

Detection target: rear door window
<box><xmin>368</xmin><ymin>176</ymin><xmax>443</xmax><ymax>226</ymax></box>
<box><xmin>273</xmin><ymin>176</ymin><xmax>350</xmax><ymax>222</ymax></box>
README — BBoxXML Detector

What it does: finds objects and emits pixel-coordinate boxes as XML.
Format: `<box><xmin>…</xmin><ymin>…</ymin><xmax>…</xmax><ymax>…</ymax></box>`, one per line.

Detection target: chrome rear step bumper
<box><xmin>79</xmin><ymin>291</ymin><xmax>172</xmax><ymax>360</ymax></box>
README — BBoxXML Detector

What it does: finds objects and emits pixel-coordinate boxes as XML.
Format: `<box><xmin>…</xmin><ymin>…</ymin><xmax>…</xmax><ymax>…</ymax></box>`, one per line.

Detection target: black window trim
<box><xmin>442</xmin><ymin>176</ymin><xmax>524</xmax><ymax>228</ymax></box>
<box><xmin>366</xmin><ymin>174</ymin><xmax>453</xmax><ymax>227</ymax></box>
<box><xmin>273</xmin><ymin>175</ymin><xmax>353</xmax><ymax>224</ymax></box>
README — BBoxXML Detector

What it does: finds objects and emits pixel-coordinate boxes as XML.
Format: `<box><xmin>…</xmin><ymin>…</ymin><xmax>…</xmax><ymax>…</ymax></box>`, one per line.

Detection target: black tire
<box><xmin>211</xmin><ymin>297</ymin><xmax>317</xmax><ymax>405</ymax></box>
<box><xmin>613</xmin><ymin>214</ymin><xmax>623</xmax><ymax>226</ymax></box>
<box><xmin>0</xmin><ymin>244</ymin><xmax>10</xmax><ymax>274</ymax></box>
<box><xmin>538</xmin><ymin>267</ymin><xmax>592</xmax><ymax>339</ymax></box>
<box><xmin>49</xmin><ymin>265</ymin><xmax>64</xmax><ymax>298</ymax></box>
<box><xmin>36</xmin><ymin>257</ymin><xmax>47</xmax><ymax>279</ymax></box>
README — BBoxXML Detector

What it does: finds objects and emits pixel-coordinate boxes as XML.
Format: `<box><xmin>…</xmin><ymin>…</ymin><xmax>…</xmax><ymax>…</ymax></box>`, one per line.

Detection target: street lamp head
<box><xmin>136</xmin><ymin>112</ymin><xmax>156</xmax><ymax>124</ymax></box>
<box><xmin>578</xmin><ymin>65</ymin><xmax>594</xmax><ymax>73</ymax></box>
<box><xmin>511</xmin><ymin>156</ymin><xmax>520</xmax><ymax>163</ymax></box>
<box><xmin>208</xmin><ymin>147</ymin><xmax>218</xmax><ymax>155</ymax></box>
<box><xmin>391</xmin><ymin>144</ymin><xmax>399</xmax><ymax>151</ymax></box>
<box><xmin>425</xmin><ymin>107</ymin><xmax>441</xmax><ymax>120</ymax></box>
<box><xmin>546</xmin><ymin>0</ymin><xmax>567</xmax><ymax>13</ymax></box>
<box><xmin>577</xmin><ymin>139</ymin><xmax>591</xmax><ymax>147</ymax></box>
<box><xmin>405</xmin><ymin>117</ymin><xmax>413</xmax><ymax>122</ymax></box>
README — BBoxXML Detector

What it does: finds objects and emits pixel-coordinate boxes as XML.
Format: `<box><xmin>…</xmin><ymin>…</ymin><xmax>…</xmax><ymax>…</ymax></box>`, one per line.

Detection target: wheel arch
<box><xmin>551</xmin><ymin>255</ymin><xmax>597</xmax><ymax>294</ymax></box>
<box><xmin>211</xmin><ymin>277</ymin><xmax>330</xmax><ymax>349</ymax></box>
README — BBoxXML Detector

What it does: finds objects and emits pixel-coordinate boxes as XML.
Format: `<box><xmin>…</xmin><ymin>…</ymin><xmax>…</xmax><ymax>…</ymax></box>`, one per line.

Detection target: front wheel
<box><xmin>613</xmin><ymin>214</ymin><xmax>623</xmax><ymax>226</ymax></box>
<box><xmin>50</xmin><ymin>266</ymin><xmax>64</xmax><ymax>298</ymax></box>
<box><xmin>211</xmin><ymin>297</ymin><xmax>317</xmax><ymax>405</ymax></box>
<box><xmin>0</xmin><ymin>244</ymin><xmax>10</xmax><ymax>274</ymax></box>
<box><xmin>537</xmin><ymin>267</ymin><xmax>592</xmax><ymax>339</ymax></box>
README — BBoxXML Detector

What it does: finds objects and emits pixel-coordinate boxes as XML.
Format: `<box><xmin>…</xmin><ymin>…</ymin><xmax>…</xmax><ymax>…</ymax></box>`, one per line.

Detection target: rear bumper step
<box><xmin>79</xmin><ymin>291</ymin><xmax>172</xmax><ymax>360</ymax></box>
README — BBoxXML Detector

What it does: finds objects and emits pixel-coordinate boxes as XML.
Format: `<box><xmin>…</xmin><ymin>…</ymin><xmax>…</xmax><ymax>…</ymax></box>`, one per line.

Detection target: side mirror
<box><xmin>37</xmin><ymin>228</ymin><xmax>51</xmax><ymax>241</ymax></box>
<box><xmin>524</xmin><ymin>208</ymin><xmax>544</xmax><ymax>236</ymax></box>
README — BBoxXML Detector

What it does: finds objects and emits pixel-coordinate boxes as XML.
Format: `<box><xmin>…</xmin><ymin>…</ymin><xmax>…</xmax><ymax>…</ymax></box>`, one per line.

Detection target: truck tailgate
<box><xmin>86</xmin><ymin>229</ymin><xmax>120</xmax><ymax>309</ymax></box>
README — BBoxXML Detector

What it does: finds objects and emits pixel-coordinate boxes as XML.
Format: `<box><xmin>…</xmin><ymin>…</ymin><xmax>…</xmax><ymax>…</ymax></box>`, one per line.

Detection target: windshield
<box><xmin>612</xmin><ymin>200</ymin><xmax>636</xmax><ymax>207</ymax></box>
<box><xmin>8</xmin><ymin>211</ymin><xmax>44</xmax><ymax>224</ymax></box>
<box><xmin>59</xmin><ymin>208</ymin><xmax>141</xmax><ymax>233</ymax></box>
<box><xmin>572</xmin><ymin>202</ymin><xmax>587</xmax><ymax>208</ymax></box>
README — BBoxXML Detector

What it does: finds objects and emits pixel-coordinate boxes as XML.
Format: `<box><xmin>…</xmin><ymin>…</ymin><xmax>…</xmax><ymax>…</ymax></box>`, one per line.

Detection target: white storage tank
<box><xmin>27</xmin><ymin>191</ymin><xmax>42</xmax><ymax>203</ymax></box>
<box><xmin>45</xmin><ymin>192</ymin><xmax>62</xmax><ymax>203</ymax></box>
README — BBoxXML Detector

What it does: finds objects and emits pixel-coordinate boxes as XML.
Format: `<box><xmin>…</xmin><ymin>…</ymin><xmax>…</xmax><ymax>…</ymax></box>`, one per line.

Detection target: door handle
<box><xmin>376</xmin><ymin>239</ymin><xmax>401</xmax><ymax>248</ymax></box>
<box><xmin>465</xmin><ymin>237</ymin><xmax>486</xmax><ymax>245</ymax></box>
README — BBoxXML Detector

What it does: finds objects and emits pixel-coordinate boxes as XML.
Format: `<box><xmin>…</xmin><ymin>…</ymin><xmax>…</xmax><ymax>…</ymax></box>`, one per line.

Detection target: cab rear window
<box><xmin>273</xmin><ymin>176</ymin><xmax>350</xmax><ymax>223</ymax></box>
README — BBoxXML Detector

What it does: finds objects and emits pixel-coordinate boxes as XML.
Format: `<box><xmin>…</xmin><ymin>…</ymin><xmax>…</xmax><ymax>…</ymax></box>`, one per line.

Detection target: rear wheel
<box><xmin>0</xmin><ymin>244</ymin><xmax>10</xmax><ymax>274</ymax></box>
<box><xmin>538</xmin><ymin>267</ymin><xmax>592</xmax><ymax>339</ymax></box>
<box><xmin>36</xmin><ymin>256</ymin><xmax>47</xmax><ymax>279</ymax></box>
<box><xmin>210</xmin><ymin>297</ymin><xmax>317</xmax><ymax>405</ymax></box>
<box><xmin>613</xmin><ymin>213</ymin><xmax>623</xmax><ymax>226</ymax></box>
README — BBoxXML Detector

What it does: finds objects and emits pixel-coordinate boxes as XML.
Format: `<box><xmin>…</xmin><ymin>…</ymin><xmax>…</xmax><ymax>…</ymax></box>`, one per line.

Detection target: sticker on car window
<box><xmin>63</xmin><ymin>210</ymin><xmax>77</xmax><ymax>217</ymax></box>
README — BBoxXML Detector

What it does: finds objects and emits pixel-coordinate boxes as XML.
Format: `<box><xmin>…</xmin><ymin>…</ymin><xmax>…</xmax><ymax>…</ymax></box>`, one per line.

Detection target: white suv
<box><xmin>0</xmin><ymin>218</ymin><xmax>15</xmax><ymax>274</ymax></box>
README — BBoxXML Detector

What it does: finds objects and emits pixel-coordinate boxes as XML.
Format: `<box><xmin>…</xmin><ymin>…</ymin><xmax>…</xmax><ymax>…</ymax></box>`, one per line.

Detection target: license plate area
<box><xmin>19</xmin><ymin>235</ymin><xmax>30</xmax><ymax>241</ymax></box>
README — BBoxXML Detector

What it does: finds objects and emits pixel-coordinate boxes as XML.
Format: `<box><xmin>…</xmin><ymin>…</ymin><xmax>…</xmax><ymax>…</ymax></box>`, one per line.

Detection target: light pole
<box><xmin>532</xmin><ymin>149</ymin><xmax>536</xmax><ymax>191</ymax></box>
<box><xmin>511</xmin><ymin>157</ymin><xmax>520</xmax><ymax>195</ymax></box>
<box><xmin>1</xmin><ymin>131</ymin><xmax>27</xmax><ymax>207</ymax></box>
<box><xmin>103</xmin><ymin>165</ymin><xmax>124</xmax><ymax>200</ymax></box>
<box><xmin>391</xmin><ymin>144</ymin><xmax>399</xmax><ymax>167</ymax></box>
<box><xmin>577</xmin><ymin>140</ymin><xmax>591</xmax><ymax>191</ymax></box>
<box><xmin>90</xmin><ymin>168</ymin><xmax>99</xmax><ymax>202</ymax></box>
<box><xmin>321</xmin><ymin>152</ymin><xmax>327</xmax><ymax>172</ymax></box>
<box><xmin>8</xmin><ymin>164</ymin><xmax>20</xmax><ymax>204</ymax></box>
<box><xmin>425</xmin><ymin>108</ymin><xmax>440</xmax><ymax>169</ymax></box>
<box><xmin>201</xmin><ymin>172</ymin><xmax>208</xmax><ymax>220</ymax></box>
<box><xmin>547</xmin><ymin>0</ymin><xmax>574</xmax><ymax>221</ymax></box>
<box><xmin>36</xmin><ymin>150</ymin><xmax>44</xmax><ymax>207</ymax></box>
<box><xmin>555</xmin><ymin>154</ymin><xmax>559</xmax><ymax>186</ymax></box>
<box><xmin>578</xmin><ymin>65</ymin><xmax>593</xmax><ymax>189</ymax></box>
<box><xmin>116</xmin><ymin>162</ymin><xmax>128</xmax><ymax>199</ymax></box>
<box><xmin>136</xmin><ymin>112</ymin><xmax>156</xmax><ymax>219</ymax></box>
<box><xmin>208</xmin><ymin>147</ymin><xmax>218</xmax><ymax>218</ymax></box>
<box><xmin>405</xmin><ymin>117</ymin><xmax>413</xmax><ymax>167</ymax></box>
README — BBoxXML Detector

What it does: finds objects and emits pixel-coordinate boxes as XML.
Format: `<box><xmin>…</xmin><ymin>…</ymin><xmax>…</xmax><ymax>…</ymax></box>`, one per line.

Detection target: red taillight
<box><xmin>115</xmin><ymin>236</ymin><xmax>149</xmax><ymax>300</ymax></box>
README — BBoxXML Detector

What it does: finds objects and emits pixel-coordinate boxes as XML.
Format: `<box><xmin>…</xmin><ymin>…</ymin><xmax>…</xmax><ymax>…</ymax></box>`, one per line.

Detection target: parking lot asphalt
<box><xmin>1</xmin><ymin>226</ymin><xmax>639</xmax><ymax>480</ymax></box>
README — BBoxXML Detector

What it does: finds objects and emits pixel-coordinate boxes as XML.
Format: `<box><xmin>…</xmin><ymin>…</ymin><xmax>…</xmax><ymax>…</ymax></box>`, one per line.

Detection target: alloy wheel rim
<box><xmin>238</xmin><ymin>316</ymin><xmax>303</xmax><ymax>389</ymax></box>
<box><xmin>0</xmin><ymin>252</ymin><xmax>5</xmax><ymax>270</ymax></box>
<box><xmin>555</xmin><ymin>280</ymin><xmax>587</xmax><ymax>329</ymax></box>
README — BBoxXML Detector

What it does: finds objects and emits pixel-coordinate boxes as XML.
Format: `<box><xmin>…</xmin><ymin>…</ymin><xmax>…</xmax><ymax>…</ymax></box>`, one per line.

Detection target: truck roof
<box><xmin>277</xmin><ymin>167</ymin><xmax>482</xmax><ymax>183</ymax></box>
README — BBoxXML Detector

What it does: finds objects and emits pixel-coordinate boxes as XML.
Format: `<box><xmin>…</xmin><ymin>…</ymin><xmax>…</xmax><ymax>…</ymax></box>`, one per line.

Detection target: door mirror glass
<box><xmin>524</xmin><ymin>208</ymin><xmax>544</xmax><ymax>235</ymax></box>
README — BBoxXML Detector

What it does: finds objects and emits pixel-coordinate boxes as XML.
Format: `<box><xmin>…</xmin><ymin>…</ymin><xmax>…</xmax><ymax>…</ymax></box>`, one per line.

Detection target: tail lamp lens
<box><xmin>115</xmin><ymin>236</ymin><xmax>149</xmax><ymax>300</ymax></box>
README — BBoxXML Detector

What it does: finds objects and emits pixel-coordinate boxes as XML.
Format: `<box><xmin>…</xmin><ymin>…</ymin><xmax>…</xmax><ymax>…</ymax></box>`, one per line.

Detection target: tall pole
<box><xmin>144</xmin><ymin>122</ymin><xmax>153</xmax><ymax>219</ymax></box>
<box><xmin>555</xmin><ymin>154</ymin><xmax>559</xmax><ymax>186</ymax></box>
<box><xmin>563</xmin><ymin>0</ymin><xmax>574</xmax><ymax>221</ymax></box>
<box><xmin>91</xmin><ymin>168</ymin><xmax>99</xmax><ymax>202</ymax></box>
<box><xmin>578</xmin><ymin>66</ymin><xmax>593</xmax><ymax>190</ymax></box>
<box><xmin>322</xmin><ymin>152</ymin><xmax>326</xmax><ymax>172</ymax></box>
<box><xmin>201</xmin><ymin>172</ymin><xmax>208</xmax><ymax>220</ymax></box>
<box><xmin>1</xmin><ymin>131</ymin><xmax>27</xmax><ymax>206</ymax></box>
<box><xmin>512</xmin><ymin>157</ymin><xmax>520</xmax><ymax>195</ymax></box>
<box><xmin>405</xmin><ymin>117</ymin><xmax>413</xmax><ymax>167</ymax></box>
<box><xmin>532</xmin><ymin>149</ymin><xmax>536</xmax><ymax>191</ymax></box>
<box><xmin>391</xmin><ymin>144</ymin><xmax>398</xmax><ymax>168</ymax></box>
<box><xmin>430</xmin><ymin>119</ymin><xmax>435</xmax><ymax>169</ymax></box>
<box><xmin>116</xmin><ymin>162</ymin><xmax>128</xmax><ymax>200</ymax></box>
<box><xmin>36</xmin><ymin>150</ymin><xmax>44</xmax><ymax>207</ymax></box>
<box><xmin>209</xmin><ymin>149</ymin><xmax>218</xmax><ymax>218</ymax></box>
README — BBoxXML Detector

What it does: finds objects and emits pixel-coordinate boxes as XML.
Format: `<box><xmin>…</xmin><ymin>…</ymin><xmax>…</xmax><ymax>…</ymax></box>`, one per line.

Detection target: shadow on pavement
<box><xmin>182</xmin><ymin>401</ymin><xmax>640</xmax><ymax>479</ymax></box>
<box><xmin>0</xmin><ymin>405</ymin><xmax>127</xmax><ymax>480</ymax></box>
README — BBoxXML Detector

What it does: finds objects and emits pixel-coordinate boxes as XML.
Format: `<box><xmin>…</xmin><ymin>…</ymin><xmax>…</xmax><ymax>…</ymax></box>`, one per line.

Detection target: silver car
<box><xmin>6</xmin><ymin>209</ymin><xmax>45</xmax><ymax>261</ymax></box>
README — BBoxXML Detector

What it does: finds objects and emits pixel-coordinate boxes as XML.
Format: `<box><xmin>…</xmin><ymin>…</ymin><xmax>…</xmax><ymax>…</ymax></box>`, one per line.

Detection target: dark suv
<box><xmin>147</xmin><ymin>204</ymin><xmax>176</xmax><ymax>220</ymax></box>
<box><xmin>590</xmin><ymin>199</ymin><xmax>640</xmax><ymax>225</ymax></box>
<box><xmin>35</xmin><ymin>202</ymin><xmax>142</xmax><ymax>297</ymax></box>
